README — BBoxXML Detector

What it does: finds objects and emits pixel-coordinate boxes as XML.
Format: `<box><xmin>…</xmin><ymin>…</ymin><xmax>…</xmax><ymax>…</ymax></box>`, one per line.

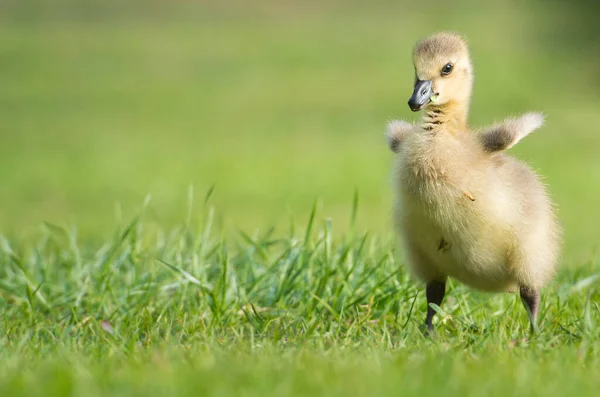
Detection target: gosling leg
<box><xmin>519</xmin><ymin>286</ymin><xmax>540</xmax><ymax>334</ymax></box>
<box><xmin>425</xmin><ymin>279</ymin><xmax>446</xmax><ymax>333</ymax></box>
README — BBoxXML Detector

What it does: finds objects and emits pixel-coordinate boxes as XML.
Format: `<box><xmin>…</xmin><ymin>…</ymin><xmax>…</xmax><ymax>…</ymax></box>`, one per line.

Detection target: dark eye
<box><xmin>441</xmin><ymin>63</ymin><xmax>453</xmax><ymax>76</ymax></box>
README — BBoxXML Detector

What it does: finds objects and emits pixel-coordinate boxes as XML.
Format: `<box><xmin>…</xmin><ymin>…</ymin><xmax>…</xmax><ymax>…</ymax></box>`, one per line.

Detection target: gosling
<box><xmin>386</xmin><ymin>32</ymin><xmax>561</xmax><ymax>334</ymax></box>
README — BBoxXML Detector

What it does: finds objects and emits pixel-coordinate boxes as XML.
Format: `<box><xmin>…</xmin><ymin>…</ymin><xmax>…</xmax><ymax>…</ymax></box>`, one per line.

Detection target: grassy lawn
<box><xmin>1</xmin><ymin>0</ymin><xmax>600</xmax><ymax>395</ymax></box>
<box><xmin>1</xmin><ymin>209</ymin><xmax>599</xmax><ymax>396</ymax></box>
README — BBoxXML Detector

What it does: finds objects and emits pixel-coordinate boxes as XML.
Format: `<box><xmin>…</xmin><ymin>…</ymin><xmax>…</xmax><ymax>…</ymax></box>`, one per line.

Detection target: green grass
<box><xmin>1</xmin><ymin>0</ymin><xmax>600</xmax><ymax>395</ymax></box>
<box><xmin>1</xmin><ymin>202</ymin><xmax>599</xmax><ymax>396</ymax></box>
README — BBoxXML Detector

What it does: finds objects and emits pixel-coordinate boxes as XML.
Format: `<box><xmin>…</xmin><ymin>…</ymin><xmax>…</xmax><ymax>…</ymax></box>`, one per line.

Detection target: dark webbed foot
<box><xmin>519</xmin><ymin>286</ymin><xmax>540</xmax><ymax>334</ymax></box>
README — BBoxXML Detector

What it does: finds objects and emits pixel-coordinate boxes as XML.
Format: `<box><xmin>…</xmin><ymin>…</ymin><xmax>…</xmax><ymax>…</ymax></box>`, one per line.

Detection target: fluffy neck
<box><xmin>421</xmin><ymin>69</ymin><xmax>473</xmax><ymax>133</ymax></box>
<box><xmin>421</xmin><ymin>100</ymin><xmax>469</xmax><ymax>133</ymax></box>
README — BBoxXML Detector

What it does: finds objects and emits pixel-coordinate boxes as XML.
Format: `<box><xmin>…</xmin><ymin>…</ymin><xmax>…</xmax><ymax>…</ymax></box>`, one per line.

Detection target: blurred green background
<box><xmin>0</xmin><ymin>0</ymin><xmax>599</xmax><ymax>263</ymax></box>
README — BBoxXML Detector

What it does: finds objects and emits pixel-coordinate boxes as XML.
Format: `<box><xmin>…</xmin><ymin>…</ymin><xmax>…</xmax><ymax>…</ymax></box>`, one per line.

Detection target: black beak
<box><xmin>408</xmin><ymin>80</ymin><xmax>432</xmax><ymax>112</ymax></box>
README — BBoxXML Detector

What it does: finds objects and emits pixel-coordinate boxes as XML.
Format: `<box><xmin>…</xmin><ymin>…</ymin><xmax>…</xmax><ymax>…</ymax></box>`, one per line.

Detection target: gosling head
<box><xmin>408</xmin><ymin>32</ymin><xmax>473</xmax><ymax>112</ymax></box>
